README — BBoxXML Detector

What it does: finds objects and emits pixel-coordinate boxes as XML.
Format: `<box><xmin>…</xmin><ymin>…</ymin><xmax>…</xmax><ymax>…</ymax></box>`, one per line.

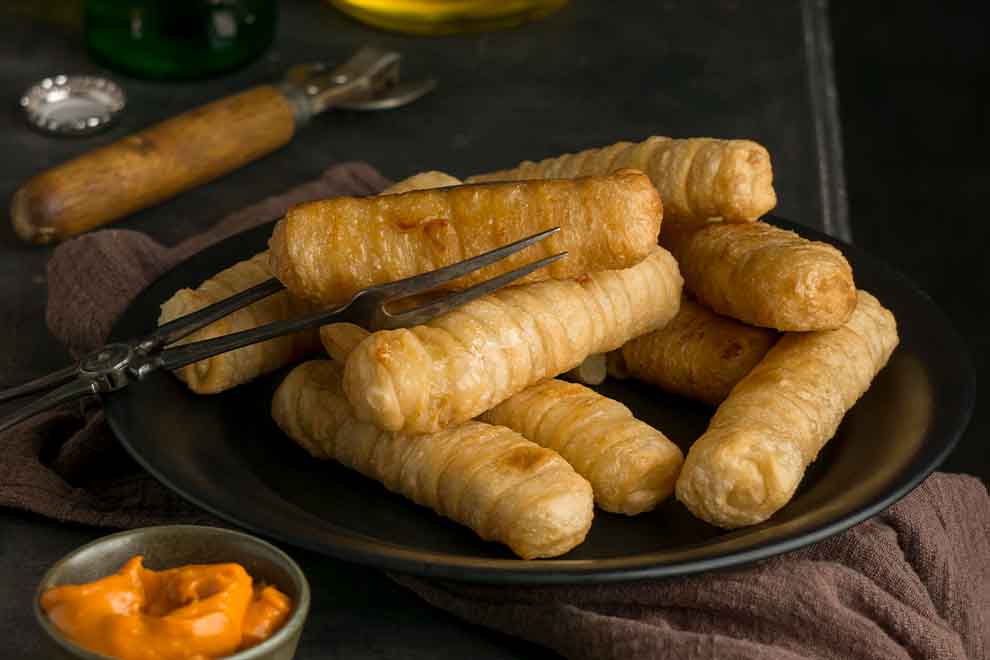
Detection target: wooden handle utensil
<box><xmin>11</xmin><ymin>47</ymin><xmax>435</xmax><ymax>245</ymax></box>
<box><xmin>13</xmin><ymin>86</ymin><xmax>294</xmax><ymax>244</ymax></box>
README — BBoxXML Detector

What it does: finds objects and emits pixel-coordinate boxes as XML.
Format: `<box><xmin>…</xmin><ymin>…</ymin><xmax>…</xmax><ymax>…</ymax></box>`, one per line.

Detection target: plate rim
<box><xmin>106</xmin><ymin>216</ymin><xmax>976</xmax><ymax>584</ymax></box>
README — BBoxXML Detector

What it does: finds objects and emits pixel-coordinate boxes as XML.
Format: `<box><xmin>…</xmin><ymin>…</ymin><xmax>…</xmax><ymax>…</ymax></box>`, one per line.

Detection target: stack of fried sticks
<box><xmin>159</xmin><ymin>137</ymin><xmax>897</xmax><ymax>559</ymax></box>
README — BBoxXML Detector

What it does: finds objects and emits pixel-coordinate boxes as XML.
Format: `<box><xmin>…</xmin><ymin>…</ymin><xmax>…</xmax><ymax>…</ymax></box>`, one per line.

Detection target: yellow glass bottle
<box><xmin>329</xmin><ymin>0</ymin><xmax>569</xmax><ymax>35</ymax></box>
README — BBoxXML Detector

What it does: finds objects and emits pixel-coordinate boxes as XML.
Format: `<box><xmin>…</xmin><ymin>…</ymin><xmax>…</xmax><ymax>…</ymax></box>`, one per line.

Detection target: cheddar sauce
<box><xmin>40</xmin><ymin>556</ymin><xmax>292</xmax><ymax>660</ymax></box>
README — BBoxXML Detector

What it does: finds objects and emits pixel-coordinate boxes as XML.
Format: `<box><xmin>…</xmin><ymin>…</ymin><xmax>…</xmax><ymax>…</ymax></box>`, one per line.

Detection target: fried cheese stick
<box><xmin>660</xmin><ymin>220</ymin><xmax>857</xmax><ymax>331</ymax></box>
<box><xmin>157</xmin><ymin>172</ymin><xmax>462</xmax><ymax>394</ymax></box>
<box><xmin>617</xmin><ymin>298</ymin><xmax>779</xmax><ymax>405</ymax></box>
<box><xmin>272</xmin><ymin>360</ymin><xmax>594</xmax><ymax>559</ymax></box>
<box><xmin>321</xmin><ymin>325</ymin><xmax>681</xmax><ymax>515</ymax></box>
<box><xmin>158</xmin><ymin>252</ymin><xmax>319</xmax><ymax>393</ymax></box>
<box><xmin>466</xmin><ymin>136</ymin><xmax>776</xmax><ymax>223</ymax></box>
<box><xmin>269</xmin><ymin>169</ymin><xmax>663</xmax><ymax>305</ymax></box>
<box><xmin>343</xmin><ymin>247</ymin><xmax>683</xmax><ymax>434</ymax></box>
<box><xmin>480</xmin><ymin>380</ymin><xmax>684</xmax><ymax>515</ymax></box>
<box><xmin>675</xmin><ymin>290</ymin><xmax>898</xmax><ymax>528</ymax></box>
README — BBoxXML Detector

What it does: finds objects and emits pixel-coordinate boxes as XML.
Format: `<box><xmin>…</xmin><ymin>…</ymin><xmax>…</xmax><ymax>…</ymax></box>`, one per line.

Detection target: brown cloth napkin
<box><xmin>397</xmin><ymin>472</ymin><xmax>990</xmax><ymax>660</ymax></box>
<box><xmin>1</xmin><ymin>162</ymin><xmax>987</xmax><ymax>660</ymax></box>
<box><xmin>0</xmin><ymin>162</ymin><xmax>389</xmax><ymax>528</ymax></box>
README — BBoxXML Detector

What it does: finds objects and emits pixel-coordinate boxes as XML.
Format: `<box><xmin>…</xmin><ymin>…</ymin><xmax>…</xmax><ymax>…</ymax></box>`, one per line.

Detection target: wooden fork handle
<box><xmin>11</xmin><ymin>85</ymin><xmax>297</xmax><ymax>245</ymax></box>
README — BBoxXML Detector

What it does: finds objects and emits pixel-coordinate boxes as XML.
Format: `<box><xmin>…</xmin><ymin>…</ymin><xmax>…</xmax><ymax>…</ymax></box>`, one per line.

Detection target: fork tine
<box><xmin>371</xmin><ymin>227</ymin><xmax>560</xmax><ymax>300</ymax></box>
<box><xmin>146</xmin><ymin>229</ymin><xmax>558</xmax><ymax>350</ymax></box>
<box><xmin>152</xmin><ymin>250</ymin><xmax>567</xmax><ymax>372</ymax></box>
<box><xmin>140</xmin><ymin>277</ymin><xmax>285</xmax><ymax>350</ymax></box>
<box><xmin>380</xmin><ymin>251</ymin><xmax>568</xmax><ymax>329</ymax></box>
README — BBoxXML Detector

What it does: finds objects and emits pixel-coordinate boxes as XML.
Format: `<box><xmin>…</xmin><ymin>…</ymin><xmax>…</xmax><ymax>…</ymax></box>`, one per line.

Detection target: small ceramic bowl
<box><xmin>34</xmin><ymin>525</ymin><xmax>310</xmax><ymax>660</ymax></box>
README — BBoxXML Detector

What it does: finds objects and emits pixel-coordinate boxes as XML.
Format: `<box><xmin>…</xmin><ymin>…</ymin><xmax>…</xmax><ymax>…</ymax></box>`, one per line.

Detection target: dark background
<box><xmin>0</xmin><ymin>2</ymin><xmax>986</xmax><ymax>659</ymax></box>
<box><xmin>830</xmin><ymin>3</ymin><xmax>987</xmax><ymax>480</ymax></box>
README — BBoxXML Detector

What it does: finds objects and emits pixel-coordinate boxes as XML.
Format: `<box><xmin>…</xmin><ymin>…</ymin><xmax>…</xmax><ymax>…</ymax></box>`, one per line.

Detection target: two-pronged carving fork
<box><xmin>0</xmin><ymin>227</ymin><xmax>565</xmax><ymax>432</ymax></box>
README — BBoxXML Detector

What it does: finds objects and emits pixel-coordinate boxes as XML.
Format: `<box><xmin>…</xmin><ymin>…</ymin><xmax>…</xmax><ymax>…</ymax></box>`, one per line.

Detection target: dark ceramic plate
<box><xmin>105</xmin><ymin>217</ymin><xmax>975</xmax><ymax>584</ymax></box>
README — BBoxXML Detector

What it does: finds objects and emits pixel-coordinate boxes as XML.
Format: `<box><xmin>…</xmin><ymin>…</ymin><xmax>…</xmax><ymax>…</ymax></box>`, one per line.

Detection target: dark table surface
<box><xmin>0</xmin><ymin>1</ymin><xmax>983</xmax><ymax>658</ymax></box>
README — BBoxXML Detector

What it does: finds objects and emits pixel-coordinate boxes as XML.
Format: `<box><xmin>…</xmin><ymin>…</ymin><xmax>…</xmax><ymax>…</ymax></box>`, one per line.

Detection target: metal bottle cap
<box><xmin>20</xmin><ymin>75</ymin><xmax>126</xmax><ymax>136</ymax></box>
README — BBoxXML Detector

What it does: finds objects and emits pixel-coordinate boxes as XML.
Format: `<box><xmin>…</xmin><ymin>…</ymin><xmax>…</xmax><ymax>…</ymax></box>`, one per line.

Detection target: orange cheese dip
<box><xmin>40</xmin><ymin>555</ymin><xmax>292</xmax><ymax>660</ymax></box>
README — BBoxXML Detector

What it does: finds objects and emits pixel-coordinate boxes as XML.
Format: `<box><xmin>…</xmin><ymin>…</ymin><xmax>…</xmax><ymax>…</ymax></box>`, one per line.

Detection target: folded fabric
<box><xmin>0</xmin><ymin>162</ymin><xmax>389</xmax><ymax>527</ymax></box>
<box><xmin>395</xmin><ymin>473</ymin><xmax>989</xmax><ymax>660</ymax></box>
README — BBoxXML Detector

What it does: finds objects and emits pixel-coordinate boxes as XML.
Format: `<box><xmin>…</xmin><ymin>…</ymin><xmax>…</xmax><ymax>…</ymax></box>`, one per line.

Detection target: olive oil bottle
<box><xmin>329</xmin><ymin>0</ymin><xmax>568</xmax><ymax>35</ymax></box>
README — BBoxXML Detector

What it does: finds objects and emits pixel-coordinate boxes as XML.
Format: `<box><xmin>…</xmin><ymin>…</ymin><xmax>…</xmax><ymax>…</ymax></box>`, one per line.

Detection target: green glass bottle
<box><xmin>84</xmin><ymin>0</ymin><xmax>277</xmax><ymax>80</ymax></box>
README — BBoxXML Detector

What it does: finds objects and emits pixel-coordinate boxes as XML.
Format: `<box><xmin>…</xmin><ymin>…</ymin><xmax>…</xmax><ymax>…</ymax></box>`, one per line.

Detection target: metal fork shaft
<box><xmin>155</xmin><ymin>300</ymin><xmax>352</xmax><ymax>373</ymax></box>
<box><xmin>142</xmin><ymin>277</ymin><xmax>285</xmax><ymax>351</ymax></box>
<box><xmin>0</xmin><ymin>364</ymin><xmax>78</xmax><ymax>405</ymax></box>
<box><xmin>0</xmin><ymin>378</ymin><xmax>97</xmax><ymax>434</ymax></box>
<box><xmin>147</xmin><ymin>227</ymin><xmax>560</xmax><ymax>355</ymax></box>
<box><xmin>156</xmin><ymin>251</ymin><xmax>567</xmax><ymax>373</ymax></box>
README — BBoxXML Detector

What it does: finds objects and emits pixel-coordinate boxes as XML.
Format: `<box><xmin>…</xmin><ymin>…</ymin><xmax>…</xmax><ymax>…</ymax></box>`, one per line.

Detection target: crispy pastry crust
<box><xmin>272</xmin><ymin>360</ymin><xmax>593</xmax><ymax>559</ymax></box>
<box><xmin>675</xmin><ymin>291</ymin><xmax>899</xmax><ymax>528</ymax></box>
<box><xmin>480</xmin><ymin>379</ymin><xmax>683</xmax><ymax>515</ymax></box>
<box><xmin>619</xmin><ymin>298</ymin><xmax>779</xmax><ymax>405</ymax></box>
<box><xmin>467</xmin><ymin>136</ymin><xmax>776</xmax><ymax>223</ymax></box>
<box><xmin>157</xmin><ymin>172</ymin><xmax>463</xmax><ymax>393</ymax></box>
<box><xmin>268</xmin><ymin>170</ymin><xmax>663</xmax><ymax>305</ymax></box>
<box><xmin>342</xmin><ymin>248</ymin><xmax>683</xmax><ymax>435</ymax></box>
<box><xmin>321</xmin><ymin>325</ymin><xmax>681</xmax><ymax>515</ymax></box>
<box><xmin>661</xmin><ymin>220</ymin><xmax>857</xmax><ymax>331</ymax></box>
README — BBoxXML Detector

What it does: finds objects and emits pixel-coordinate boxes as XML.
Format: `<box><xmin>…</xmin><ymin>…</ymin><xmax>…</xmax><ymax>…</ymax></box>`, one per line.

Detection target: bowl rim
<box><xmin>34</xmin><ymin>524</ymin><xmax>311</xmax><ymax>660</ymax></box>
